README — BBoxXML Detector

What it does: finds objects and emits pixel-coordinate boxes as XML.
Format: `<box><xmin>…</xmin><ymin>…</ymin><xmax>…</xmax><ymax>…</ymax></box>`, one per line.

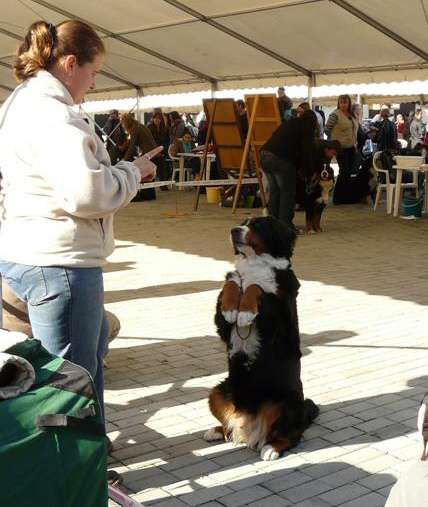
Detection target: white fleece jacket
<box><xmin>0</xmin><ymin>71</ymin><xmax>140</xmax><ymax>267</ymax></box>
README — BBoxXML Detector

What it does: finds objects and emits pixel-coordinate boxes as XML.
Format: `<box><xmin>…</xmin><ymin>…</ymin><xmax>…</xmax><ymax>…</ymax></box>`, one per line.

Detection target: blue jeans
<box><xmin>260</xmin><ymin>150</ymin><xmax>296</xmax><ymax>227</ymax></box>
<box><xmin>0</xmin><ymin>262</ymin><xmax>107</xmax><ymax>419</ymax></box>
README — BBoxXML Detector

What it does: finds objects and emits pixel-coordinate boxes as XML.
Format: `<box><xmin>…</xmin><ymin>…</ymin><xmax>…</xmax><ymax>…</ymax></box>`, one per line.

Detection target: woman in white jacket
<box><xmin>0</xmin><ymin>20</ymin><xmax>154</xmax><ymax>418</ymax></box>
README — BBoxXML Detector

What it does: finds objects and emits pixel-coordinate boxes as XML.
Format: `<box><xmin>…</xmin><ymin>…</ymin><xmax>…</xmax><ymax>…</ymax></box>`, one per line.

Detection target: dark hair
<box><xmin>337</xmin><ymin>94</ymin><xmax>353</xmax><ymax>116</ymax></box>
<box><xmin>182</xmin><ymin>128</ymin><xmax>193</xmax><ymax>137</ymax></box>
<box><xmin>236</xmin><ymin>99</ymin><xmax>245</xmax><ymax>108</ymax></box>
<box><xmin>300</xmin><ymin>109</ymin><xmax>319</xmax><ymax>138</ymax></box>
<box><xmin>14</xmin><ymin>20</ymin><xmax>105</xmax><ymax>83</ymax></box>
<box><xmin>322</xmin><ymin>139</ymin><xmax>342</xmax><ymax>155</ymax></box>
<box><xmin>120</xmin><ymin>112</ymin><xmax>136</xmax><ymax>131</ymax></box>
<box><xmin>297</xmin><ymin>102</ymin><xmax>310</xmax><ymax>111</ymax></box>
<box><xmin>170</xmin><ymin>111</ymin><xmax>181</xmax><ymax>121</ymax></box>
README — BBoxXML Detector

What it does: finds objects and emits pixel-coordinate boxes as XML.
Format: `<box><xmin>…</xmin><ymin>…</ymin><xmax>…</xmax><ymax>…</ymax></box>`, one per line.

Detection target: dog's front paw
<box><xmin>204</xmin><ymin>427</ymin><xmax>224</xmax><ymax>442</ymax></box>
<box><xmin>222</xmin><ymin>309</ymin><xmax>238</xmax><ymax>323</ymax></box>
<box><xmin>237</xmin><ymin>311</ymin><xmax>257</xmax><ymax>328</ymax></box>
<box><xmin>260</xmin><ymin>444</ymin><xmax>280</xmax><ymax>461</ymax></box>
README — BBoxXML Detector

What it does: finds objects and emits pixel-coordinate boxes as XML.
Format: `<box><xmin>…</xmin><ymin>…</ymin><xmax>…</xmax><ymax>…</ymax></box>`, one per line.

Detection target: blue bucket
<box><xmin>402</xmin><ymin>195</ymin><xmax>423</xmax><ymax>218</ymax></box>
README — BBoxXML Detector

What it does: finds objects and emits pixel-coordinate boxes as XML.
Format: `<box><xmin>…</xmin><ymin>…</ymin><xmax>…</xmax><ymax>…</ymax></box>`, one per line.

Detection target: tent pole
<box><xmin>136</xmin><ymin>88</ymin><xmax>142</xmax><ymax>123</ymax></box>
<box><xmin>210</xmin><ymin>81</ymin><xmax>218</xmax><ymax>99</ymax></box>
<box><xmin>308</xmin><ymin>74</ymin><xmax>315</xmax><ymax>108</ymax></box>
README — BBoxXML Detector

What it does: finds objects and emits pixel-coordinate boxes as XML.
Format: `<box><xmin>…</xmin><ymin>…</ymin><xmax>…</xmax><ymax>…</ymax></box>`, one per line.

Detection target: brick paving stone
<box><xmin>247</xmin><ymin>495</ymin><xmax>291</xmax><ymax>506</ymax></box>
<box><xmin>264</xmin><ymin>471</ymin><xmax>314</xmax><ymax>493</ymax></box>
<box><xmin>320</xmin><ymin>467</ymin><xmax>370</xmax><ymax>488</ymax></box>
<box><xmin>339</xmin><ymin>492</ymin><xmax>386</xmax><ymax>507</ymax></box>
<box><xmin>219</xmin><ymin>485</ymin><xmax>272</xmax><ymax>506</ymax></box>
<box><xmin>322</xmin><ymin>427</ymin><xmax>364</xmax><ymax>444</ymax></box>
<box><xmin>178</xmin><ymin>485</ymin><xmax>233</xmax><ymax>506</ymax></box>
<box><xmin>280</xmin><ymin>479</ymin><xmax>334</xmax><ymax>503</ymax></box>
<box><xmin>318</xmin><ymin>483</ymin><xmax>371</xmax><ymax>506</ymax></box>
<box><xmin>151</xmin><ymin>498</ymin><xmax>188</xmax><ymax>507</ymax></box>
<box><xmin>356</xmin><ymin>471</ymin><xmax>397</xmax><ymax>491</ymax></box>
<box><xmin>288</xmin><ymin>498</ymin><xmax>332</xmax><ymax>507</ymax></box>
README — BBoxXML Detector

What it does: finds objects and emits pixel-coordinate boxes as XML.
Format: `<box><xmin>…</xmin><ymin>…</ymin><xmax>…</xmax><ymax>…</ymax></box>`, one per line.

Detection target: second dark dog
<box><xmin>305</xmin><ymin>164</ymin><xmax>334</xmax><ymax>233</ymax></box>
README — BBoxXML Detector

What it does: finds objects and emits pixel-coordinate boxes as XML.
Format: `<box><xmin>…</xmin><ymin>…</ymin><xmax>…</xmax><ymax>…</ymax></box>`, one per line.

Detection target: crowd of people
<box><xmin>260</xmin><ymin>88</ymin><xmax>428</xmax><ymax>231</ymax></box>
<box><xmin>98</xmin><ymin>85</ymin><xmax>427</xmax><ymax>220</ymax></box>
<box><xmin>101</xmin><ymin>107</ymin><xmax>202</xmax><ymax>199</ymax></box>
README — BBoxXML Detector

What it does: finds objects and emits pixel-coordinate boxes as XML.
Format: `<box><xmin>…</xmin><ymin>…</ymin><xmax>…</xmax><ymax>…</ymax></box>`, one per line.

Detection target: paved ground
<box><xmin>106</xmin><ymin>189</ymin><xmax>428</xmax><ymax>507</ymax></box>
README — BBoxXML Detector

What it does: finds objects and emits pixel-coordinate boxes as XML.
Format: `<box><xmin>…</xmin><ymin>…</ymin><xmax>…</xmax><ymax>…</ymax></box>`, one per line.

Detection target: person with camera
<box><xmin>0</xmin><ymin>20</ymin><xmax>155</xmax><ymax>419</ymax></box>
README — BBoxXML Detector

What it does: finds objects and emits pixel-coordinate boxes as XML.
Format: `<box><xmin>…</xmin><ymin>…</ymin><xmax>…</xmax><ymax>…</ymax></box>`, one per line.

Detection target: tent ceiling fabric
<box><xmin>0</xmin><ymin>0</ymin><xmax>427</xmax><ymax>100</ymax></box>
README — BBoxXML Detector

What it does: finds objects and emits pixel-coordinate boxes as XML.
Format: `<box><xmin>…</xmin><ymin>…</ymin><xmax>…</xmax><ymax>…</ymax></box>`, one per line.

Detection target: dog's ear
<box><xmin>263</xmin><ymin>217</ymin><xmax>296</xmax><ymax>259</ymax></box>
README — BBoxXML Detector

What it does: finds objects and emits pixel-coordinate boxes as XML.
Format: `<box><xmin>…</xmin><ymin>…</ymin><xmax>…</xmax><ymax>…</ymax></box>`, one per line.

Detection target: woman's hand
<box><xmin>133</xmin><ymin>156</ymin><xmax>156</xmax><ymax>182</ymax></box>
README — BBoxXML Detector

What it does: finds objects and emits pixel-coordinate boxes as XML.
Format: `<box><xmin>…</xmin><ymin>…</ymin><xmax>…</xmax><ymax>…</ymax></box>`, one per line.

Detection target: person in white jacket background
<box><xmin>0</xmin><ymin>20</ymin><xmax>155</xmax><ymax>419</ymax></box>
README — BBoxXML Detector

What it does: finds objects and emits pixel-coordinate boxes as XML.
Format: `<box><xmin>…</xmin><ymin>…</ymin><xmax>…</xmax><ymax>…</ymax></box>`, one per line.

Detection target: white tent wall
<box><xmin>0</xmin><ymin>0</ymin><xmax>427</xmax><ymax>100</ymax></box>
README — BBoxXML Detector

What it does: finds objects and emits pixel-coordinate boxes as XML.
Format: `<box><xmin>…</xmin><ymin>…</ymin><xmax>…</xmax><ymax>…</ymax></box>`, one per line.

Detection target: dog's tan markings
<box><xmin>260</xmin><ymin>402</ymin><xmax>281</xmax><ymax>431</ymax></box>
<box><xmin>306</xmin><ymin>220</ymin><xmax>314</xmax><ymax>234</ymax></box>
<box><xmin>207</xmin><ymin>387</ymin><xmax>235</xmax><ymax>440</ymax></box>
<box><xmin>238</xmin><ymin>284</ymin><xmax>263</xmax><ymax>314</ymax></box>
<box><xmin>221</xmin><ymin>281</ymin><xmax>241</xmax><ymax>312</ymax></box>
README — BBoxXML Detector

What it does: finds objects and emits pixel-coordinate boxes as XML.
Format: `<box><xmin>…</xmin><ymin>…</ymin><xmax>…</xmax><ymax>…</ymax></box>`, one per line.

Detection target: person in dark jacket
<box><xmin>236</xmin><ymin>99</ymin><xmax>249</xmax><ymax>138</ymax></box>
<box><xmin>104</xmin><ymin>109</ymin><xmax>126</xmax><ymax>164</ymax></box>
<box><xmin>277</xmin><ymin>86</ymin><xmax>293</xmax><ymax>122</ymax></box>
<box><xmin>147</xmin><ymin>112</ymin><xmax>169</xmax><ymax>187</ymax></box>
<box><xmin>260</xmin><ymin>111</ymin><xmax>318</xmax><ymax>232</ymax></box>
<box><xmin>120</xmin><ymin>113</ymin><xmax>157</xmax><ymax>161</ymax></box>
<box><xmin>121</xmin><ymin>113</ymin><xmax>157</xmax><ymax>201</ymax></box>
<box><xmin>372</xmin><ymin>105</ymin><xmax>398</xmax><ymax>151</ymax></box>
<box><xmin>169</xmin><ymin>111</ymin><xmax>186</xmax><ymax>141</ymax></box>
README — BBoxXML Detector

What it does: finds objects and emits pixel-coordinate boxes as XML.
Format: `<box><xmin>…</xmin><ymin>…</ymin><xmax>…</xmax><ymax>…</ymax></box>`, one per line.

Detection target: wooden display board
<box><xmin>232</xmin><ymin>94</ymin><xmax>281</xmax><ymax>212</ymax></box>
<box><xmin>194</xmin><ymin>98</ymin><xmax>263</xmax><ymax>211</ymax></box>
<box><xmin>194</xmin><ymin>98</ymin><xmax>245</xmax><ymax>210</ymax></box>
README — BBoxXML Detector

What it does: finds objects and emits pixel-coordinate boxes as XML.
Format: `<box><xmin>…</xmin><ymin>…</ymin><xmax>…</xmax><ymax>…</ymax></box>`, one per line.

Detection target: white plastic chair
<box><xmin>168</xmin><ymin>144</ymin><xmax>192</xmax><ymax>189</ymax></box>
<box><xmin>372</xmin><ymin>151</ymin><xmax>394</xmax><ymax>214</ymax></box>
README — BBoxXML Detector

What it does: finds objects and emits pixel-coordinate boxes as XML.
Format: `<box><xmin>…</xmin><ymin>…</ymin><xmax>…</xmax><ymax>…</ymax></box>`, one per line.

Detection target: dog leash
<box><xmin>233</xmin><ymin>271</ymin><xmax>253</xmax><ymax>341</ymax></box>
<box><xmin>235</xmin><ymin>323</ymin><xmax>253</xmax><ymax>341</ymax></box>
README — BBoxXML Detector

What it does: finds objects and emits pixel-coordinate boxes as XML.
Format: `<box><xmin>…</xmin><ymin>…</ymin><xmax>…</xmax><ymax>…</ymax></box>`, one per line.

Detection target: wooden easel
<box><xmin>232</xmin><ymin>94</ymin><xmax>281</xmax><ymax>213</ymax></box>
<box><xmin>194</xmin><ymin>98</ymin><xmax>251</xmax><ymax>211</ymax></box>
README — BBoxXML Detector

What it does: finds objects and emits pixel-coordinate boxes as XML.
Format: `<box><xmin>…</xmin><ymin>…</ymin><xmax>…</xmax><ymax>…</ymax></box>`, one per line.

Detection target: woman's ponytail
<box><xmin>13</xmin><ymin>19</ymin><xmax>104</xmax><ymax>83</ymax></box>
<box><xmin>13</xmin><ymin>21</ymin><xmax>56</xmax><ymax>82</ymax></box>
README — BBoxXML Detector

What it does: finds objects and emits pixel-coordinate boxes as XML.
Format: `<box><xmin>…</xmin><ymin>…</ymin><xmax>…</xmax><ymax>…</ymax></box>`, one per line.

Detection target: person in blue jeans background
<box><xmin>260</xmin><ymin>111</ymin><xmax>318</xmax><ymax>233</ymax></box>
<box><xmin>0</xmin><ymin>20</ymin><xmax>155</xmax><ymax>419</ymax></box>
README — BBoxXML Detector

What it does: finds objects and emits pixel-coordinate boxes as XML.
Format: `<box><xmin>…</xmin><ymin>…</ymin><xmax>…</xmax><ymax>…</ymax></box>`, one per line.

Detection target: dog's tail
<box><xmin>303</xmin><ymin>398</ymin><xmax>319</xmax><ymax>428</ymax></box>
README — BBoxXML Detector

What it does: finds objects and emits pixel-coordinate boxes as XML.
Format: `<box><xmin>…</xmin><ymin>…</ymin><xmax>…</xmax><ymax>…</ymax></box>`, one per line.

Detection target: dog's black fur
<box><xmin>209</xmin><ymin>217</ymin><xmax>318</xmax><ymax>457</ymax></box>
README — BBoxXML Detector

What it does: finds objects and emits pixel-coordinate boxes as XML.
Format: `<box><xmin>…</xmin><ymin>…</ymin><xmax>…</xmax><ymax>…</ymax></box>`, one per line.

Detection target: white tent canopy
<box><xmin>0</xmin><ymin>0</ymin><xmax>427</xmax><ymax>102</ymax></box>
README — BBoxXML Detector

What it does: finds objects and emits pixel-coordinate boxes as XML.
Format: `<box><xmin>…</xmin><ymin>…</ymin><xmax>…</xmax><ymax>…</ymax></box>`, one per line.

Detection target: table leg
<box><xmin>206</xmin><ymin>158</ymin><xmax>211</xmax><ymax>181</ymax></box>
<box><xmin>178</xmin><ymin>156</ymin><xmax>185</xmax><ymax>190</ymax></box>
<box><xmin>393</xmin><ymin>169</ymin><xmax>403</xmax><ymax>217</ymax></box>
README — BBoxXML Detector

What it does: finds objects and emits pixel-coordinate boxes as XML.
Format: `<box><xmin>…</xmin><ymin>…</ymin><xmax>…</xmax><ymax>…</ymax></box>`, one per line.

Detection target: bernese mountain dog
<box><xmin>305</xmin><ymin>164</ymin><xmax>334</xmax><ymax>234</ymax></box>
<box><xmin>204</xmin><ymin>216</ymin><xmax>318</xmax><ymax>461</ymax></box>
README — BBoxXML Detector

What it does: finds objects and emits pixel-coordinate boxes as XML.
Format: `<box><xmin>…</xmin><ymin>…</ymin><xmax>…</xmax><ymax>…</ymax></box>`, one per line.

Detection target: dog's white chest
<box><xmin>232</xmin><ymin>254</ymin><xmax>289</xmax><ymax>294</ymax></box>
<box><xmin>229</xmin><ymin>325</ymin><xmax>261</xmax><ymax>364</ymax></box>
<box><xmin>316</xmin><ymin>180</ymin><xmax>333</xmax><ymax>205</ymax></box>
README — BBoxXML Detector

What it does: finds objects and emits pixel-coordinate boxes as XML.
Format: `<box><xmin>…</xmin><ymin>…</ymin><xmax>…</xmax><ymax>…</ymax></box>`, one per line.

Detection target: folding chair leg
<box><xmin>386</xmin><ymin>185</ymin><xmax>394</xmax><ymax>214</ymax></box>
<box><xmin>374</xmin><ymin>186</ymin><xmax>382</xmax><ymax>212</ymax></box>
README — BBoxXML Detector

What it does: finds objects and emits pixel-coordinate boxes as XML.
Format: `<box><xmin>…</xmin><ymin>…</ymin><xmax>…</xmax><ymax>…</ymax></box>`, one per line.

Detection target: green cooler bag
<box><xmin>0</xmin><ymin>339</ymin><xmax>108</xmax><ymax>507</ymax></box>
